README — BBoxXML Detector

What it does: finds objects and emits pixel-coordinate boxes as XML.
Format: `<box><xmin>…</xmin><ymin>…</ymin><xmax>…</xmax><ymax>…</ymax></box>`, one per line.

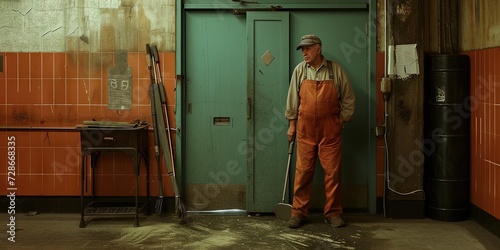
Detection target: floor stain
<box><xmin>0</xmin><ymin>213</ymin><xmax>498</xmax><ymax>250</ymax></box>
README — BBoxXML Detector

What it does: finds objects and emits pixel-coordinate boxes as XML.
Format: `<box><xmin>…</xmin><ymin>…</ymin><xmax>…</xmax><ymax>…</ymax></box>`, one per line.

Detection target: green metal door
<box><xmin>289</xmin><ymin>10</ymin><xmax>370</xmax><ymax>210</ymax></box>
<box><xmin>183</xmin><ymin>7</ymin><xmax>372</xmax><ymax>213</ymax></box>
<box><xmin>246</xmin><ymin>12</ymin><xmax>290</xmax><ymax>212</ymax></box>
<box><xmin>184</xmin><ymin>11</ymin><xmax>248</xmax><ymax>211</ymax></box>
<box><xmin>246</xmin><ymin>10</ymin><xmax>369</xmax><ymax>212</ymax></box>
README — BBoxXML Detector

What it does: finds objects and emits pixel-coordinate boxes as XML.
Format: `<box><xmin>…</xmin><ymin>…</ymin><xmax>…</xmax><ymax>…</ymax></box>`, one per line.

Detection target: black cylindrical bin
<box><xmin>424</xmin><ymin>54</ymin><xmax>470</xmax><ymax>222</ymax></box>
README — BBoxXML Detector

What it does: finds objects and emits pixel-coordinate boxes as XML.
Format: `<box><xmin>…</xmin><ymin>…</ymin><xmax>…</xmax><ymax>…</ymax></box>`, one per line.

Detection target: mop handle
<box><xmin>281</xmin><ymin>139</ymin><xmax>294</xmax><ymax>203</ymax></box>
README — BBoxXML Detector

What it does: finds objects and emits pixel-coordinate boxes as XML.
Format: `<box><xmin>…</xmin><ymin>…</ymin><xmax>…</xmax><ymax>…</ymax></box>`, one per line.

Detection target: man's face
<box><xmin>301</xmin><ymin>44</ymin><xmax>321</xmax><ymax>64</ymax></box>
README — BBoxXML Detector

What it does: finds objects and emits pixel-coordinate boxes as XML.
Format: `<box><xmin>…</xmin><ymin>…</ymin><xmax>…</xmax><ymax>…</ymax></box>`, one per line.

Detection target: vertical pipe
<box><xmin>383</xmin><ymin>0</ymin><xmax>389</xmax><ymax>218</ymax></box>
<box><xmin>384</xmin><ymin>0</ymin><xmax>388</xmax><ymax>77</ymax></box>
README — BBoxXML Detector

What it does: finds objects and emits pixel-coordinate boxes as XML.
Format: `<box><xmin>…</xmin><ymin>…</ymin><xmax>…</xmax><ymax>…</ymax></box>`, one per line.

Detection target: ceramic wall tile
<box><xmin>41</xmin><ymin>53</ymin><xmax>54</xmax><ymax>79</ymax></box>
<box><xmin>30</xmin><ymin>174</ymin><xmax>43</xmax><ymax>195</ymax></box>
<box><xmin>30</xmin><ymin>52</ymin><xmax>42</xmax><ymax>79</ymax></box>
<box><xmin>30</xmin><ymin>148</ymin><xmax>43</xmax><ymax>175</ymax></box>
<box><xmin>18</xmin><ymin>53</ymin><xmax>30</xmax><ymax>79</ymax></box>
<box><xmin>0</xmin><ymin>53</ymin><xmax>6</xmax><ymax>79</ymax></box>
<box><xmin>495</xmin><ymin>165</ymin><xmax>500</xmax><ymax>219</ymax></box>
<box><xmin>53</xmin><ymin>52</ymin><xmax>66</xmax><ymax>79</ymax></box>
<box><xmin>3</xmin><ymin>50</ymin><xmax>185</xmax><ymax>196</ymax></box>
<box><xmin>6</xmin><ymin>53</ymin><xmax>18</xmax><ymax>79</ymax></box>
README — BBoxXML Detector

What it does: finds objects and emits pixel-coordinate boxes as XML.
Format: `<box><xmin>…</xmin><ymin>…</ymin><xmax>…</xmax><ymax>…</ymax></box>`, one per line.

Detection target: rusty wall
<box><xmin>0</xmin><ymin>0</ymin><xmax>175</xmax><ymax>53</ymax></box>
<box><xmin>459</xmin><ymin>0</ymin><xmax>500</xmax><ymax>50</ymax></box>
<box><xmin>376</xmin><ymin>0</ymin><xmax>386</xmax><ymax>51</ymax></box>
<box><xmin>0</xmin><ymin>0</ymin><xmax>177</xmax><ymax>198</ymax></box>
<box><xmin>380</xmin><ymin>0</ymin><xmax>500</xmax><ymax>53</ymax></box>
<box><xmin>423</xmin><ymin>0</ymin><xmax>458</xmax><ymax>54</ymax></box>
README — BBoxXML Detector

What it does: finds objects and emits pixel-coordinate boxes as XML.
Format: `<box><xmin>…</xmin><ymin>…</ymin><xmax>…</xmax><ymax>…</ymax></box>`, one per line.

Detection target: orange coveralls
<box><xmin>291</xmin><ymin>62</ymin><xmax>345</xmax><ymax>220</ymax></box>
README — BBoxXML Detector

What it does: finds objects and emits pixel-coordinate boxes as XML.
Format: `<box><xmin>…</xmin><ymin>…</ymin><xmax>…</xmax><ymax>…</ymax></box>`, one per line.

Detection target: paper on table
<box><xmin>395</xmin><ymin>44</ymin><xmax>419</xmax><ymax>79</ymax></box>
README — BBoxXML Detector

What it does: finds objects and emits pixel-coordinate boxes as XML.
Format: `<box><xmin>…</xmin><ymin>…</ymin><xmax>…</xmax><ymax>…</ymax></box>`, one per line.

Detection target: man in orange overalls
<box><xmin>285</xmin><ymin>34</ymin><xmax>355</xmax><ymax>228</ymax></box>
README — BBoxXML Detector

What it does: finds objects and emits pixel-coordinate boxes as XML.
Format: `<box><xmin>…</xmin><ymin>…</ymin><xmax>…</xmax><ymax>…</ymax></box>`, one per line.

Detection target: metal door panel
<box><xmin>289</xmin><ymin>10</ymin><xmax>369</xmax><ymax>209</ymax></box>
<box><xmin>246</xmin><ymin>12</ymin><xmax>290</xmax><ymax>212</ymax></box>
<box><xmin>184</xmin><ymin>11</ymin><xmax>247</xmax><ymax>211</ymax></box>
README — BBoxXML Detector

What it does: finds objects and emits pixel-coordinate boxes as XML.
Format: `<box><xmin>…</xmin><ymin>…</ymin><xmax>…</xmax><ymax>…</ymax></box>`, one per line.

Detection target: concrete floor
<box><xmin>1</xmin><ymin>212</ymin><xmax>499</xmax><ymax>250</ymax></box>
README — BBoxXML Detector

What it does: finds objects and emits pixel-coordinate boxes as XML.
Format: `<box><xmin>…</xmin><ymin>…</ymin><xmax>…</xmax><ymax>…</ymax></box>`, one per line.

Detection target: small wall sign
<box><xmin>108</xmin><ymin>50</ymin><xmax>132</xmax><ymax>110</ymax></box>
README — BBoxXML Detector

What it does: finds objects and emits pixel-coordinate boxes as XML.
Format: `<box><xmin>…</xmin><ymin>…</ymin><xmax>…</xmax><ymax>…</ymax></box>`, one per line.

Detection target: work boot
<box><xmin>324</xmin><ymin>216</ymin><xmax>346</xmax><ymax>228</ymax></box>
<box><xmin>288</xmin><ymin>216</ymin><xmax>303</xmax><ymax>228</ymax></box>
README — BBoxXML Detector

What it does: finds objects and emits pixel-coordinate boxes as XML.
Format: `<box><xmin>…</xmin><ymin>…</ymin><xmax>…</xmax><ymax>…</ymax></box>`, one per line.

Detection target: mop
<box><xmin>146</xmin><ymin>44</ymin><xmax>187</xmax><ymax>220</ymax></box>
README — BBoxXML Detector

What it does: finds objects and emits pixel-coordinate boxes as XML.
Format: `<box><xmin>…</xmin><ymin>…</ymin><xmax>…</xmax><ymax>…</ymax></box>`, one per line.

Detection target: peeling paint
<box><xmin>460</xmin><ymin>0</ymin><xmax>500</xmax><ymax>50</ymax></box>
<box><xmin>397</xmin><ymin>99</ymin><xmax>412</xmax><ymax>123</ymax></box>
<box><xmin>0</xmin><ymin>0</ymin><xmax>175</xmax><ymax>52</ymax></box>
<box><xmin>489</xmin><ymin>25</ymin><xmax>500</xmax><ymax>41</ymax></box>
<box><xmin>12</xmin><ymin>7</ymin><xmax>32</xmax><ymax>16</ymax></box>
<box><xmin>79</xmin><ymin>34</ymin><xmax>89</xmax><ymax>44</ymax></box>
<box><xmin>396</xmin><ymin>1</ymin><xmax>411</xmax><ymax>23</ymax></box>
<box><xmin>41</xmin><ymin>26</ymin><xmax>63</xmax><ymax>37</ymax></box>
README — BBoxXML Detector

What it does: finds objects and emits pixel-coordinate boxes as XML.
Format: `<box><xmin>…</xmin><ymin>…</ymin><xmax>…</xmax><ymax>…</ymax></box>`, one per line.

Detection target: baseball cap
<box><xmin>296</xmin><ymin>34</ymin><xmax>322</xmax><ymax>50</ymax></box>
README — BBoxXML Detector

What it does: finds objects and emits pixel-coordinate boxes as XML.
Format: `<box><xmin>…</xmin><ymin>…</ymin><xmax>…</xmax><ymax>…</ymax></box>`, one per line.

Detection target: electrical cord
<box><xmin>383</xmin><ymin>96</ymin><xmax>425</xmax><ymax>199</ymax></box>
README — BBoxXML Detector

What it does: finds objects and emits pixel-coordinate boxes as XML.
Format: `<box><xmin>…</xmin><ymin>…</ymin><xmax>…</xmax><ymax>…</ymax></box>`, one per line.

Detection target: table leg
<box><xmin>145</xmin><ymin>153</ymin><xmax>150</xmax><ymax>214</ymax></box>
<box><xmin>79</xmin><ymin>155</ymin><xmax>86</xmax><ymax>228</ymax></box>
<box><xmin>134</xmin><ymin>154</ymin><xmax>140</xmax><ymax>227</ymax></box>
<box><xmin>91</xmin><ymin>153</ymin><xmax>99</xmax><ymax>200</ymax></box>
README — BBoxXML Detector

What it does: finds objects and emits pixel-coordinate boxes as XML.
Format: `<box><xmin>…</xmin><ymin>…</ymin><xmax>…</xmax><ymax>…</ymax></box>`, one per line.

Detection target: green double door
<box><xmin>184</xmin><ymin>9</ymin><xmax>370</xmax><ymax>213</ymax></box>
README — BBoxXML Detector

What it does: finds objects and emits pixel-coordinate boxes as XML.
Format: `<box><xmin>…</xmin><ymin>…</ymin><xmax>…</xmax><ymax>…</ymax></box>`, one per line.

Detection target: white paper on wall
<box><xmin>395</xmin><ymin>44</ymin><xmax>419</xmax><ymax>80</ymax></box>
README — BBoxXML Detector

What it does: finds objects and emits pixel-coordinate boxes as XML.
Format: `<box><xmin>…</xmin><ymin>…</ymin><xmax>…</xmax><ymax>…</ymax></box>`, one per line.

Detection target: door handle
<box><xmin>247</xmin><ymin>98</ymin><xmax>252</xmax><ymax>119</ymax></box>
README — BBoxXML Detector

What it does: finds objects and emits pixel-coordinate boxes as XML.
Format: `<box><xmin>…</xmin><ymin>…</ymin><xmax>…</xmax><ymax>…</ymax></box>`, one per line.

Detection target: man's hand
<box><xmin>287</xmin><ymin>119</ymin><xmax>297</xmax><ymax>141</ymax></box>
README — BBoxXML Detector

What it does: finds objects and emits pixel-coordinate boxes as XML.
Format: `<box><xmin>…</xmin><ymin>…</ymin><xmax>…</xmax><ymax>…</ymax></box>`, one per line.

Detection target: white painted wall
<box><xmin>0</xmin><ymin>0</ymin><xmax>175</xmax><ymax>52</ymax></box>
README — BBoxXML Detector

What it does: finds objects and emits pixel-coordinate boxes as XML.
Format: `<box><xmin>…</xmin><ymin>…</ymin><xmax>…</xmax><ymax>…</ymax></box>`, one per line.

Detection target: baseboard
<box><xmin>0</xmin><ymin>196</ymin><xmax>174</xmax><ymax>214</ymax></box>
<box><xmin>376</xmin><ymin>196</ymin><xmax>384</xmax><ymax>214</ymax></box>
<box><xmin>471</xmin><ymin>204</ymin><xmax>500</xmax><ymax>239</ymax></box>
<box><xmin>384</xmin><ymin>198</ymin><xmax>425</xmax><ymax>219</ymax></box>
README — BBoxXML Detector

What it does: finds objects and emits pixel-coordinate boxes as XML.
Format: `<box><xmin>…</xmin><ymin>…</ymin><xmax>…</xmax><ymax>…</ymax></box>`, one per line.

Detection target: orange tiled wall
<box><xmin>0</xmin><ymin>51</ymin><xmax>176</xmax><ymax>197</ymax></box>
<box><xmin>462</xmin><ymin>48</ymin><xmax>500</xmax><ymax>220</ymax></box>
